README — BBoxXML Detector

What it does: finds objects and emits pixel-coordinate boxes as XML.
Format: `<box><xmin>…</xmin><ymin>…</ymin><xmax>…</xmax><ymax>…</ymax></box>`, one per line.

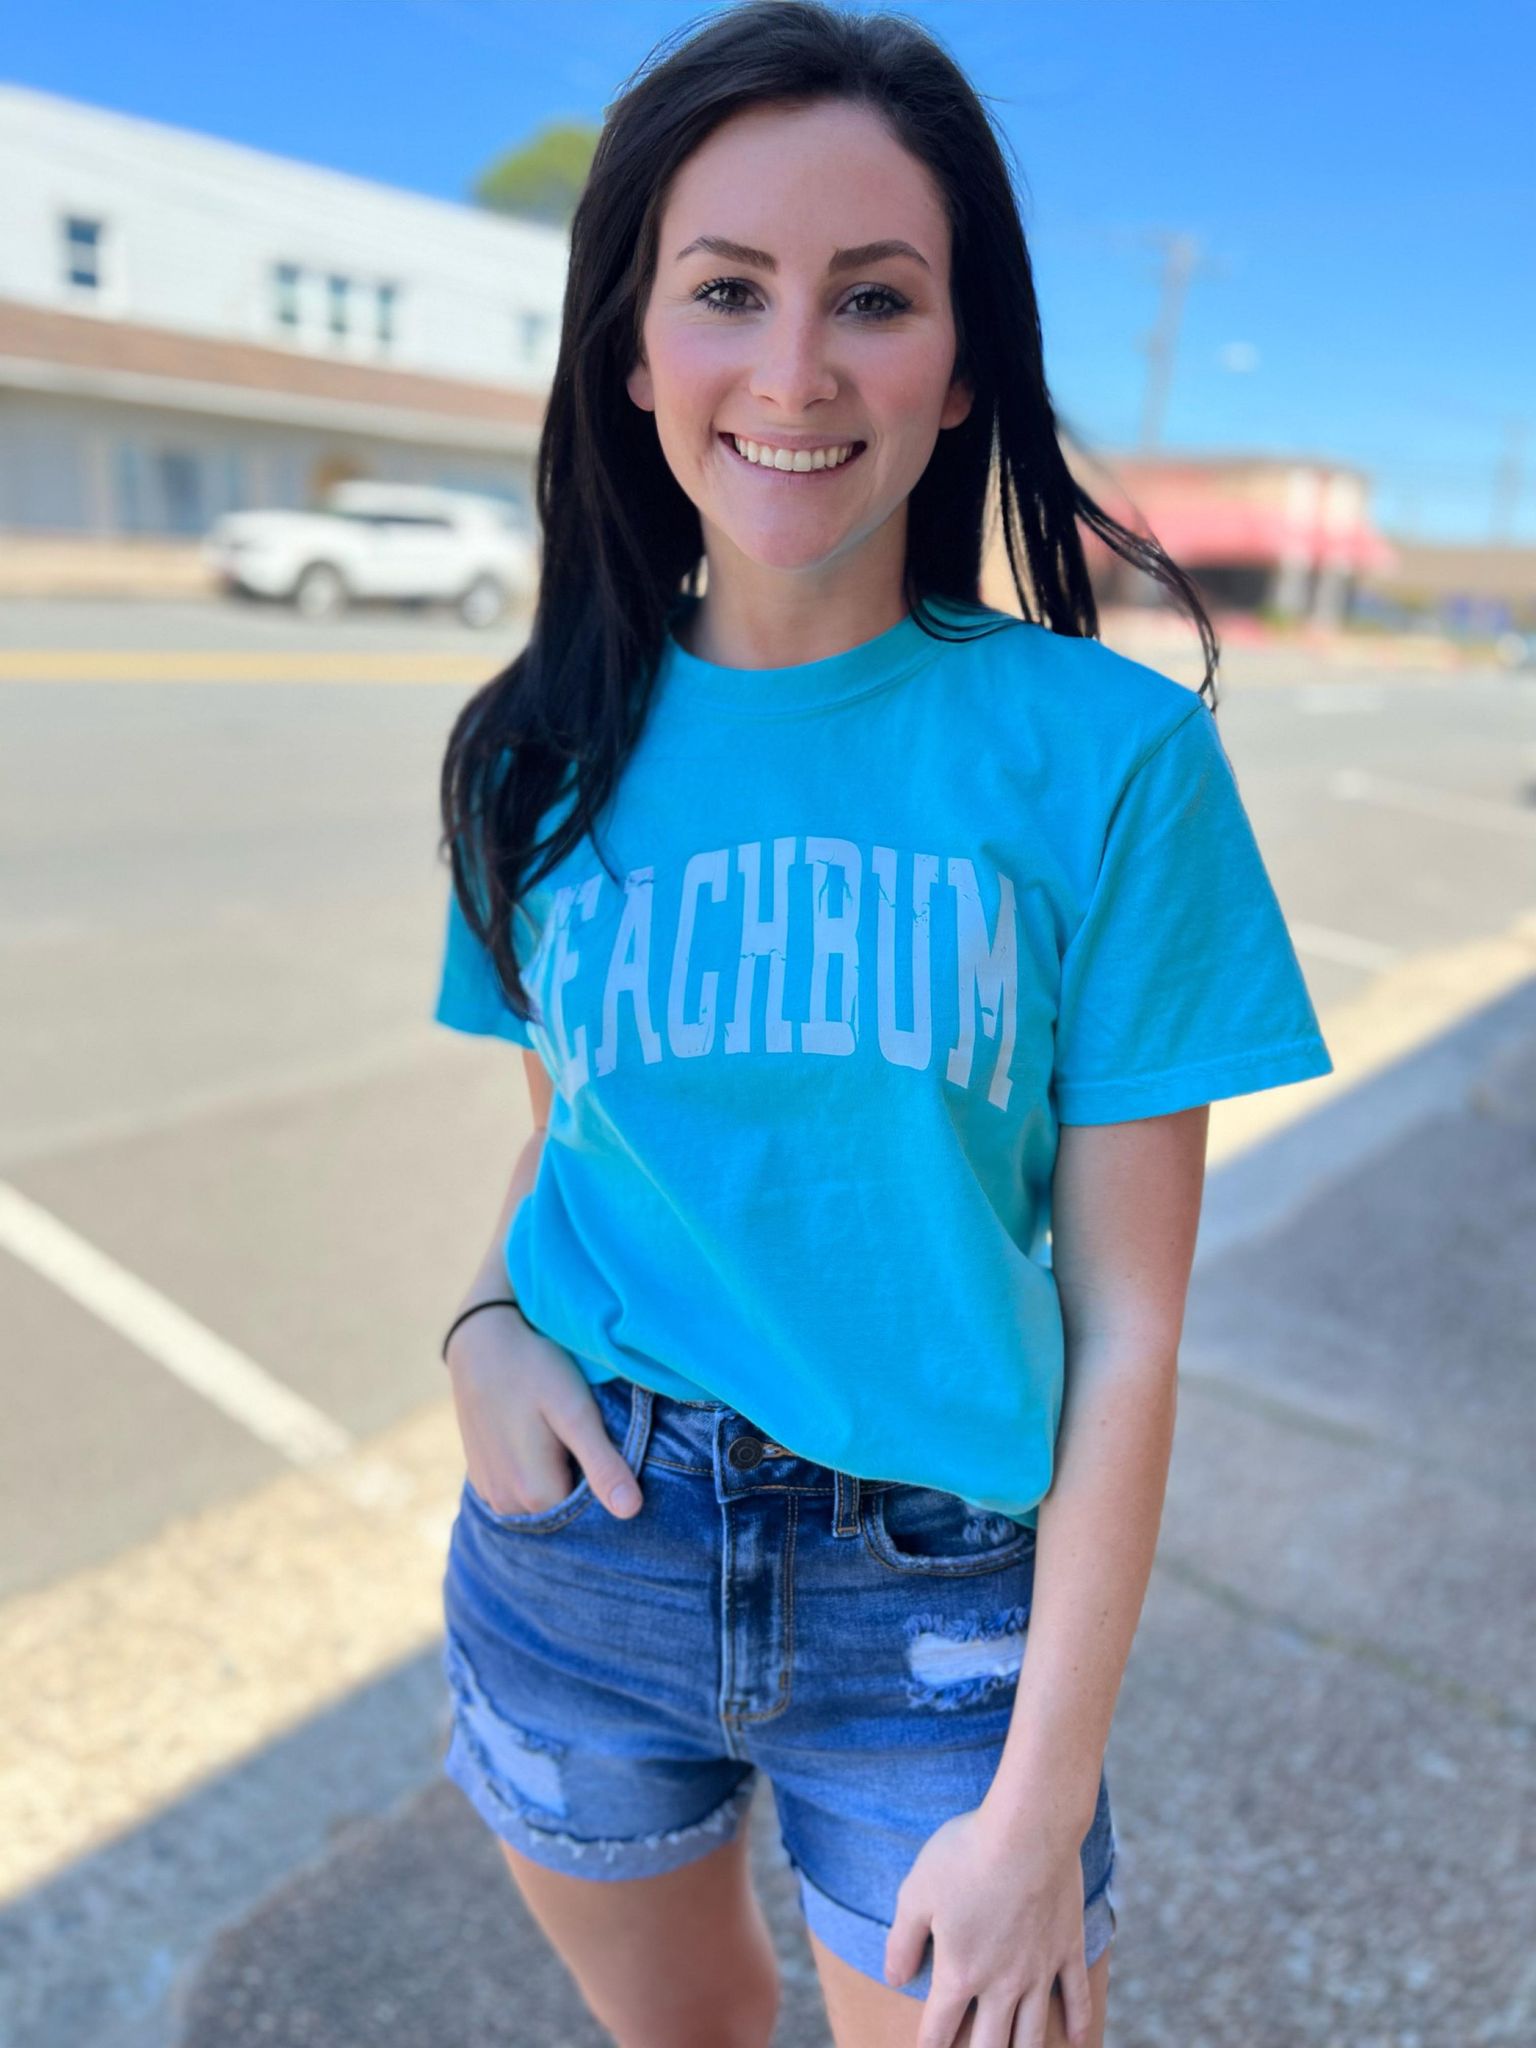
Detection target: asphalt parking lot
<box><xmin>2</xmin><ymin>597</ymin><xmax>1532</xmax><ymax>2045</ymax></box>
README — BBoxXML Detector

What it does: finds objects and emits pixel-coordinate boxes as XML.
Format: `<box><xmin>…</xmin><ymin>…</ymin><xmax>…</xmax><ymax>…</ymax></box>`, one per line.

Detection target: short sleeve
<box><xmin>432</xmin><ymin>870</ymin><xmax>539</xmax><ymax>1048</ymax></box>
<box><xmin>1051</xmin><ymin>700</ymin><xmax>1334</xmax><ymax>1124</ymax></box>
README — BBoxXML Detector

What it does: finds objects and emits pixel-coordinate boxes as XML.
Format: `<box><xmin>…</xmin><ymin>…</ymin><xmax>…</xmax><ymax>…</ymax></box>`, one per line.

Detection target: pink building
<box><xmin>1062</xmin><ymin>451</ymin><xmax>1397</xmax><ymax>625</ymax></box>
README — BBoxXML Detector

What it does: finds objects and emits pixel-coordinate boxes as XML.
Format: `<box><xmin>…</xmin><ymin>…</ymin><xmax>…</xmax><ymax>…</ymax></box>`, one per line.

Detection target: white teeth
<box><xmin>730</xmin><ymin>435</ymin><xmax>857</xmax><ymax>471</ymax></box>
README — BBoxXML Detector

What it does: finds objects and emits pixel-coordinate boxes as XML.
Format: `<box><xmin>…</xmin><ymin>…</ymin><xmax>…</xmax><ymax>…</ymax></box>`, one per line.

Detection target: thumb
<box><xmin>601</xmin><ymin>1462</ymin><xmax>643</xmax><ymax>1517</ymax></box>
<box><xmin>883</xmin><ymin>1905</ymin><xmax>930</xmax><ymax>1988</ymax></box>
<box><xmin>564</xmin><ymin>1410</ymin><xmax>643</xmax><ymax>1518</ymax></box>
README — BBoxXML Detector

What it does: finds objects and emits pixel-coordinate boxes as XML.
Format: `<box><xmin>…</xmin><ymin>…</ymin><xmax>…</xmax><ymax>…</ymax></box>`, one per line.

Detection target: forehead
<box><xmin>660</xmin><ymin>100</ymin><xmax>948</xmax><ymax>256</ymax></box>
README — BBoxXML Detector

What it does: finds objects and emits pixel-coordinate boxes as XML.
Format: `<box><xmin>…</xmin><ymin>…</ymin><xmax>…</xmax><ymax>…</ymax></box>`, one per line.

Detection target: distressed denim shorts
<box><xmin>440</xmin><ymin>1373</ymin><xmax>1120</xmax><ymax>2001</ymax></box>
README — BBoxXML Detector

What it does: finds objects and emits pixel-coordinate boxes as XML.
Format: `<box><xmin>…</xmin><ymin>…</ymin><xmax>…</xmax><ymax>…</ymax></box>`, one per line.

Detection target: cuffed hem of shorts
<box><xmin>441</xmin><ymin>1726</ymin><xmax>758</xmax><ymax>1881</ymax></box>
<box><xmin>786</xmin><ymin>1840</ymin><xmax>1119</xmax><ymax>2003</ymax></box>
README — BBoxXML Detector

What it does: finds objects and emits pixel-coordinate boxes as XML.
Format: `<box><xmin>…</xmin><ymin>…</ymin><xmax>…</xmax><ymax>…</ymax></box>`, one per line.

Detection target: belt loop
<box><xmin>623</xmin><ymin>1380</ymin><xmax>654</xmax><ymax>1473</ymax></box>
<box><xmin>834</xmin><ymin>1470</ymin><xmax>860</xmax><ymax>1537</ymax></box>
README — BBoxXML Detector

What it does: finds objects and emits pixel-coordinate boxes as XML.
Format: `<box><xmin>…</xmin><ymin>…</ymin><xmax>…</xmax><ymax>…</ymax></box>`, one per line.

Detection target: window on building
<box><xmin>111</xmin><ymin>442</ymin><xmax>211</xmax><ymax>534</ymax></box>
<box><xmin>273</xmin><ymin>261</ymin><xmax>302</xmax><ymax>328</ymax></box>
<box><xmin>63</xmin><ymin>215</ymin><xmax>104</xmax><ymax>290</ymax></box>
<box><xmin>3</xmin><ymin>419</ymin><xmax>89</xmax><ymax>529</ymax></box>
<box><xmin>218</xmin><ymin>448</ymin><xmax>247</xmax><ymax>518</ymax></box>
<box><xmin>114</xmin><ymin>442</ymin><xmax>146</xmax><ymax>533</ymax></box>
<box><xmin>376</xmin><ymin>281</ymin><xmax>398</xmax><ymax>347</ymax></box>
<box><xmin>518</xmin><ymin>309</ymin><xmax>549</xmax><ymax>361</ymax></box>
<box><xmin>328</xmin><ymin>273</ymin><xmax>349</xmax><ymax>338</ymax></box>
<box><xmin>158</xmin><ymin>450</ymin><xmax>205</xmax><ymax>535</ymax></box>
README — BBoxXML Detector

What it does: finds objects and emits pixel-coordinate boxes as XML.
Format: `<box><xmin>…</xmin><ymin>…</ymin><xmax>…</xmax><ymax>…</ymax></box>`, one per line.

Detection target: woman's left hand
<box><xmin>883</xmin><ymin>1803</ymin><xmax>1093</xmax><ymax>2047</ymax></box>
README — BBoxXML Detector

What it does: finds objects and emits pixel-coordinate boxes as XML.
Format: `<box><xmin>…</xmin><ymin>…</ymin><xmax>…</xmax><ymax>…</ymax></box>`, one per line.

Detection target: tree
<box><xmin>471</xmin><ymin>123</ymin><xmax>598</xmax><ymax>229</ymax></box>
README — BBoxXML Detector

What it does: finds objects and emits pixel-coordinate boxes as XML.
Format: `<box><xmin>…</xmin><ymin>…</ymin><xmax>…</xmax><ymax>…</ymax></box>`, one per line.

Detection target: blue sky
<box><xmin>8</xmin><ymin>0</ymin><xmax>1531</xmax><ymax>543</ymax></box>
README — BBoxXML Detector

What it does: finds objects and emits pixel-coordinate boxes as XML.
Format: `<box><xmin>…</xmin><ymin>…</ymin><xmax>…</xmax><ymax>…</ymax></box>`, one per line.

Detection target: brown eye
<box><xmin>695</xmin><ymin>277</ymin><xmax>756</xmax><ymax>315</ymax></box>
<box><xmin>845</xmin><ymin>286</ymin><xmax>909</xmax><ymax>321</ymax></box>
<box><xmin>693</xmin><ymin>278</ymin><xmax>910</xmax><ymax>321</ymax></box>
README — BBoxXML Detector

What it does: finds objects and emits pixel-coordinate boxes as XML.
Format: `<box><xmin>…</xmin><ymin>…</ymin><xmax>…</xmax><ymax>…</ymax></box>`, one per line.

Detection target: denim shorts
<box><xmin>439</xmin><ymin>1372</ymin><xmax>1120</xmax><ymax>2001</ymax></box>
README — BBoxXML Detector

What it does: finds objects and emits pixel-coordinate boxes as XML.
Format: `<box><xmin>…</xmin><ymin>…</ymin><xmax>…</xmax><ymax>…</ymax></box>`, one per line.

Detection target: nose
<box><xmin>746</xmin><ymin>305</ymin><xmax>840</xmax><ymax>415</ymax></box>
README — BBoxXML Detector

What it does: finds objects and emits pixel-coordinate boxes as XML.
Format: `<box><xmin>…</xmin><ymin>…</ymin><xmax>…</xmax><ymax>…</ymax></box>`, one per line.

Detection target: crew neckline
<box><xmin>659</xmin><ymin>592</ymin><xmax>989</xmax><ymax>717</ymax></box>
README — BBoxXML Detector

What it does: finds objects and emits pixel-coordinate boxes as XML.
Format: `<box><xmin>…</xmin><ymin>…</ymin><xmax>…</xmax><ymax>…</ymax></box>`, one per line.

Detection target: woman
<box><xmin>432</xmin><ymin>5</ymin><xmax>1333</xmax><ymax>2045</ymax></box>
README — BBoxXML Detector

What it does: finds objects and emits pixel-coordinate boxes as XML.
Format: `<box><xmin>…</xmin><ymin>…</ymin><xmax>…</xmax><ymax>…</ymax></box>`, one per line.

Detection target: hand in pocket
<box><xmin>445</xmin><ymin>1307</ymin><xmax>642</xmax><ymax>1519</ymax></box>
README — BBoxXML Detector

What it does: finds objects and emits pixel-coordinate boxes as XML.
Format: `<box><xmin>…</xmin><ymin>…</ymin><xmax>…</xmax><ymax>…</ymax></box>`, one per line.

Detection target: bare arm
<box><xmin>441</xmin><ymin>1048</ymin><xmax>642</xmax><ymax>1518</ymax></box>
<box><xmin>447</xmin><ymin>1048</ymin><xmax>552</xmax><ymax>1346</ymax></box>
<box><xmin>981</xmin><ymin>1104</ymin><xmax>1209</xmax><ymax>1845</ymax></box>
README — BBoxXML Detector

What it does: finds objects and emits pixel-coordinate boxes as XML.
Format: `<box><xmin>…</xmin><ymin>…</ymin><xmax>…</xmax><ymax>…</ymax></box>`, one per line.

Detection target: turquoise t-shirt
<box><xmin>433</xmin><ymin>594</ymin><xmax>1333</xmax><ymax>1526</ymax></box>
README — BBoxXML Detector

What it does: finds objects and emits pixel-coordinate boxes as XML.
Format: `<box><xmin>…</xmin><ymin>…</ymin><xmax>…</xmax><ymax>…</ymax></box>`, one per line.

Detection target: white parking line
<box><xmin>3</xmin><ymin>907</ymin><xmax>1533</xmax><ymax>1980</ymax></box>
<box><xmin>0</xmin><ymin>1181</ymin><xmax>351</xmax><ymax>1464</ymax></box>
<box><xmin>1330</xmin><ymin>768</ymin><xmax>1536</xmax><ymax>837</ymax></box>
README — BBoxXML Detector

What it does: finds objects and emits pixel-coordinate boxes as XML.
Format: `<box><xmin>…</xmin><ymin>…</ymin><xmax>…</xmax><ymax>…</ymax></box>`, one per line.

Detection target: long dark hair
<box><xmin>438</xmin><ymin>0</ymin><xmax>1221</xmax><ymax>1033</ymax></box>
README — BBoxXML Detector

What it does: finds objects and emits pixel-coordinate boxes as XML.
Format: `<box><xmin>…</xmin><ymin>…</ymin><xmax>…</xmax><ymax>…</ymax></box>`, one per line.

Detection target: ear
<box><xmin>626</xmin><ymin>349</ymin><xmax>655</xmax><ymax>414</ymax></box>
<box><xmin>940</xmin><ymin>374</ymin><xmax>974</xmax><ymax>432</ymax></box>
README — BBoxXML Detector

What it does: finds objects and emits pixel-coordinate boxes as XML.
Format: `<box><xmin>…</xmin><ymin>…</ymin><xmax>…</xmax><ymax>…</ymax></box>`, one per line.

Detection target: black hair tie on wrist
<box><xmin>441</xmin><ymin>1295</ymin><xmax>521</xmax><ymax>1366</ymax></box>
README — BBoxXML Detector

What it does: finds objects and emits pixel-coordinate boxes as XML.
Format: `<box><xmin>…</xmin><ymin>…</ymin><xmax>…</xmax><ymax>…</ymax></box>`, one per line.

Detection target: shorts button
<box><xmin>728</xmin><ymin>1436</ymin><xmax>765</xmax><ymax>1469</ymax></box>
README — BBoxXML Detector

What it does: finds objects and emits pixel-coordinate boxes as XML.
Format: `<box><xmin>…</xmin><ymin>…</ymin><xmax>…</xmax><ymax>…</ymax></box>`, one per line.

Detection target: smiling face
<box><xmin>626</xmin><ymin>98</ymin><xmax>973</xmax><ymax>592</ymax></box>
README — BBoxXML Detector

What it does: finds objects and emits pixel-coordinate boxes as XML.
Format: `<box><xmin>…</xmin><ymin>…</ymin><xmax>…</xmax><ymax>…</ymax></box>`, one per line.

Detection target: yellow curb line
<box><xmin>0</xmin><ymin>650</ymin><xmax>498</xmax><ymax>683</ymax></box>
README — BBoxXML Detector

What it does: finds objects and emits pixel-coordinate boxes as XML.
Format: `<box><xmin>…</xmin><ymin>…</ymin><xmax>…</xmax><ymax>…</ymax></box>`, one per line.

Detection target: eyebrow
<box><xmin>673</xmin><ymin>234</ymin><xmax>931</xmax><ymax>275</ymax></box>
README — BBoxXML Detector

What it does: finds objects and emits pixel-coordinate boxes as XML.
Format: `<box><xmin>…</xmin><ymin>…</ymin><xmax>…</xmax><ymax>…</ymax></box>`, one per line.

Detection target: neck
<box><xmin>680</xmin><ymin>537</ymin><xmax>909</xmax><ymax>670</ymax></box>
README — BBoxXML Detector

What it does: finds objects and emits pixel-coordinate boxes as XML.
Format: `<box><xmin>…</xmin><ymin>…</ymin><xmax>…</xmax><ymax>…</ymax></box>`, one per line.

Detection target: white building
<box><xmin>0</xmin><ymin>83</ymin><xmax>565</xmax><ymax>538</ymax></box>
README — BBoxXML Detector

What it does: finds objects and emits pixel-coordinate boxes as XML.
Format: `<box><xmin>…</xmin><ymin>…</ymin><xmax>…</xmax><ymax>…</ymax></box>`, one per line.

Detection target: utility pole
<box><xmin>1491</xmin><ymin>418</ymin><xmax>1525</xmax><ymax>542</ymax></box>
<box><xmin>1137</xmin><ymin>232</ymin><xmax>1202</xmax><ymax>454</ymax></box>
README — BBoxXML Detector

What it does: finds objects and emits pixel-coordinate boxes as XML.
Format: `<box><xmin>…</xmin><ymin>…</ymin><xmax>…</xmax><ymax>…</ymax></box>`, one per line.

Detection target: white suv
<box><xmin>202</xmin><ymin>481</ymin><xmax>538</xmax><ymax>627</ymax></box>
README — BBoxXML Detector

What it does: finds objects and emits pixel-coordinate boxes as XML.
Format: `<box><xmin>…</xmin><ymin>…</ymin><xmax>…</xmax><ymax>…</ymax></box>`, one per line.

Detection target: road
<box><xmin>1</xmin><ymin>596</ymin><xmax>1532</xmax><ymax>2046</ymax></box>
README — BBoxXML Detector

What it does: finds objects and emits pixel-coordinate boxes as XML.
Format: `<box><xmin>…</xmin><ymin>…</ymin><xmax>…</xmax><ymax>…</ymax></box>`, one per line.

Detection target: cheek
<box><xmin>873</xmin><ymin>337</ymin><xmax>961</xmax><ymax>424</ymax></box>
<box><xmin>650</xmin><ymin>327</ymin><xmax>732</xmax><ymax>416</ymax></box>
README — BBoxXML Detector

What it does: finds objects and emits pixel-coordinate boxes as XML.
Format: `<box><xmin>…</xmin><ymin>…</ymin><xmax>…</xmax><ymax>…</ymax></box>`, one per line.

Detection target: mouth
<box><xmin>718</xmin><ymin>432</ymin><xmax>868</xmax><ymax>478</ymax></box>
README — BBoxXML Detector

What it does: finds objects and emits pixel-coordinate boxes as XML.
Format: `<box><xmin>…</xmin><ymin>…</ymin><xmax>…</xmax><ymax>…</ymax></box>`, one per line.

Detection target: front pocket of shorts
<box><xmin>863</xmin><ymin>1485</ymin><xmax>1038</xmax><ymax>1576</ymax></box>
<box><xmin>460</xmin><ymin>1376</ymin><xmax>633</xmax><ymax>1535</ymax></box>
<box><xmin>461</xmin><ymin>1462</ymin><xmax>594</xmax><ymax>1533</ymax></box>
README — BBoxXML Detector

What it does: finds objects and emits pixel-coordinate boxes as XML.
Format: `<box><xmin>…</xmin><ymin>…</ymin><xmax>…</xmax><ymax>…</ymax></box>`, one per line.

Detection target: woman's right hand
<box><xmin>445</xmin><ymin>1304</ymin><xmax>643</xmax><ymax>1519</ymax></box>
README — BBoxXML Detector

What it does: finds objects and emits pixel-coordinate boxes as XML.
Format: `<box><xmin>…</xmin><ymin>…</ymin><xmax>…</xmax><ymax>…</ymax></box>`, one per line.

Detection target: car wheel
<box><xmin>293</xmin><ymin>563</ymin><xmax>347</xmax><ymax>619</ymax></box>
<box><xmin>458</xmin><ymin>574</ymin><xmax>508</xmax><ymax>629</ymax></box>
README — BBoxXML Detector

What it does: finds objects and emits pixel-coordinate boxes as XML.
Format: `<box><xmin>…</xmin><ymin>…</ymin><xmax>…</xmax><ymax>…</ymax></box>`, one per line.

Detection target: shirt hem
<box><xmin>433</xmin><ymin>991</ymin><xmax>536</xmax><ymax>1047</ymax></box>
<box><xmin>1053</xmin><ymin>1035</ymin><xmax>1334</xmax><ymax>1124</ymax></box>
